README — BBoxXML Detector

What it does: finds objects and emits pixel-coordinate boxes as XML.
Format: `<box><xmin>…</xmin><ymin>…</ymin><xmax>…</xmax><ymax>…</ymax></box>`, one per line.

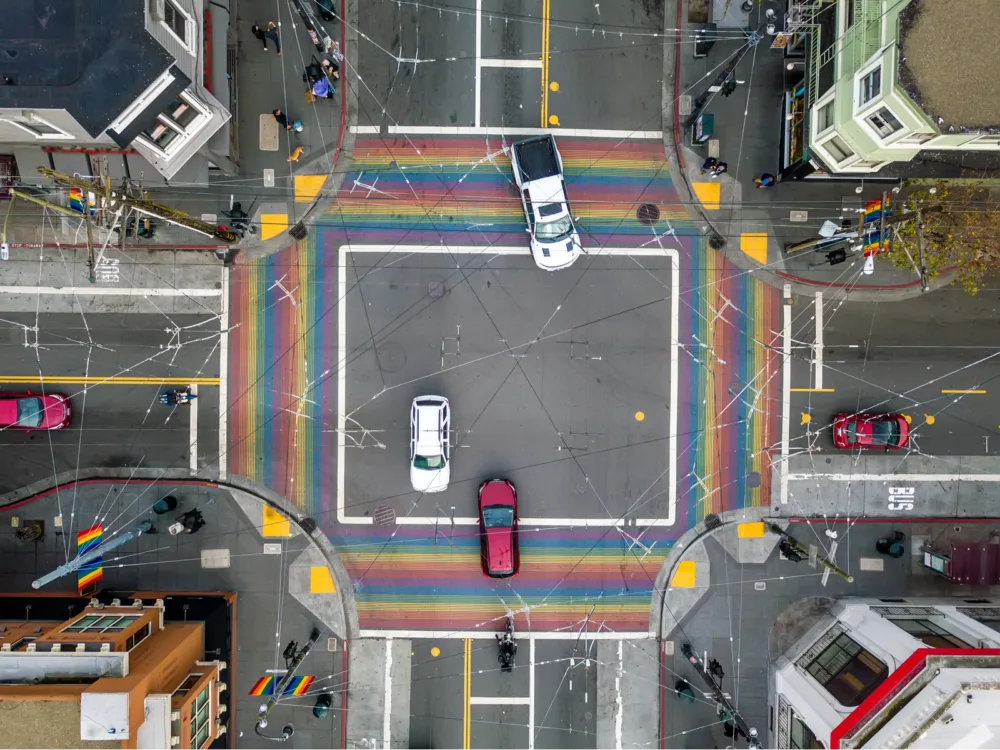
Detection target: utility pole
<box><xmin>768</xmin><ymin>522</ymin><xmax>855</xmax><ymax>583</ymax></box>
<box><xmin>32</xmin><ymin>520</ymin><xmax>153</xmax><ymax>589</ymax></box>
<box><xmin>686</xmin><ymin>26</ymin><xmax>763</xmax><ymax>128</ymax></box>
<box><xmin>680</xmin><ymin>643</ymin><xmax>761</xmax><ymax>748</ymax></box>
<box><xmin>255</xmin><ymin>627</ymin><xmax>322</xmax><ymax>742</ymax></box>
<box><xmin>915</xmin><ymin>207</ymin><xmax>929</xmax><ymax>292</ymax></box>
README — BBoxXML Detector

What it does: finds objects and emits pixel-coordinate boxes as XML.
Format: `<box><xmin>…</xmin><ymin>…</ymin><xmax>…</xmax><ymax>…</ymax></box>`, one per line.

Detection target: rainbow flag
<box><xmin>248</xmin><ymin>674</ymin><xmax>315</xmax><ymax>696</ymax></box>
<box><xmin>77</xmin><ymin>524</ymin><xmax>103</xmax><ymax>593</ymax></box>
<box><xmin>68</xmin><ymin>187</ymin><xmax>95</xmax><ymax>215</ymax></box>
<box><xmin>863</xmin><ymin>195</ymin><xmax>890</xmax><ymax>225</ymax></box>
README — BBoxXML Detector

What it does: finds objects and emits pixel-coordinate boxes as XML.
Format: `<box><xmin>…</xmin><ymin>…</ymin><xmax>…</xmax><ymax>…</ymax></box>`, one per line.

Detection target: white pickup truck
<box><xmin>509</xmin><ymin>135</ymin><xmax>583</xmax><ymax>271</ymax></box>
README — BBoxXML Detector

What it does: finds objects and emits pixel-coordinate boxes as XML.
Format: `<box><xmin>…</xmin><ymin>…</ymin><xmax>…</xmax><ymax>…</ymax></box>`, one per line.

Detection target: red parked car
<box><xmin>833</xmin><ymin>412</ymin><xmax>909</xmax><ymax>450</ymax></box>
<box><xmin>478</xmin><ymin>479</ymin><xmax>519</xmax><ymax>578</ymax></box>
<box><xmin>0</xmin><ymin>392</ymin><xmax>71</xmax><ymax>430</ymax></box>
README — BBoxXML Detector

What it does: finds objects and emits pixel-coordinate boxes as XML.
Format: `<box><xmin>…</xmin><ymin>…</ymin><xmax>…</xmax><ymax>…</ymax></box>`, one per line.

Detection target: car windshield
<box><xmin>16</xmin><ymin>398</ymin><xmax>44</xmax><ymax>428</ymax></box>
<box><xmin>482</xmin><ymin>505</ymin><xmax>514</xmax><ymax>529</ymax></box>
<box><xmin>534</xmin><ymin>216</ymin><xmax>572</xmax><ymax>240</ymax></box>
<box><xmin>414</xmin><ymin>454</ymin><xmax>445</xmax><ymax>469</ymax></box>
<box><xmin>869</xmin><ymin>419</ymin><xmax>899</xmax><ymax>445</ymax></box>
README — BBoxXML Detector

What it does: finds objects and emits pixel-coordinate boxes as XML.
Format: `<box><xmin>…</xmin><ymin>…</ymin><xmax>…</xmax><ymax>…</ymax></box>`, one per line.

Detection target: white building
<box><xmin>0</xmin><ymin>0</ymin><xmax>234</xmax><ymax>187</ymax></box>
<box><xmin>770</xmin><ymin>597</ymin><xmax>1000</xmax><ymax>748</ymax></box>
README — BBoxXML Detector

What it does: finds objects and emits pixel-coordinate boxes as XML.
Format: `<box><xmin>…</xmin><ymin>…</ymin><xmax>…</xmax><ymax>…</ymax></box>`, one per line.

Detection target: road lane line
<box><xmin>790</xmin><ymin>388</ymin><xmax>835</xmax><ymax>393</ymax></box>
<box><xmin>540</xmin><ymin>0</ymin><xmax>550</xmax><ymax>127</ymax></box>
<box><xmin>350</xmin><ymin>125</ymin><xmax>381</xmax><ymax>134</ymax></box>
<box><xmin>475</xmin><ymin>0</ymin><xmax>482</xmax><ymax>128</ymax></box>
<box><xmin>941</xmin><ymin>389</ymin><xmax>986</xmax><ymax>394</ymax></box>
<box><xmin>813</xmin><ymin>292</ymin><xmax>824</xmax><ymax>390</ymax></box>
<box><xmin>219</xmin><ymin>265</ymin><xmax>229</xmax><ymax>479</ymax></box>
<box><xmin>788</xmin><ymin>473</ymin><xmax>1000</xmax><ymax>482</ymax></box>
<box><xmin>0</xmin><ymin>286</ymin><xmax>222</xmax><ymax>297</ymax></box>
<box><xmin>481</xmin><ymin>58</ymin><xmax>544</xmax><ymax>68</ymax></box>
<box><xmin>615</xmin><ymin>639</ymin><xmax>623</xmax><ymax>749</ymax></box>
<box><xmin>528</xmin><ymin>636</ymin><xmax>536</xmax><ymax>750</ymax></box>
<box><xmin>383</xmin><ymin>636</ymin><xmax>393</xmax><ymax>750</ymax></box>
<box><xmin>781</xmin><ymin>284</ymin><xmax>792</xmax><ymax>505</ymax></box>
<box><xmin>0</xmin><ymin>376</ymin><xmax>220</xmax><ymax>385</ymax></box>
<box><xmin>464</xmin><ymin>638</ymin><xmax>472</xmax><ymax>749</ymax></box>
<box><xmin>360</xmin><ymin>629</ymin><xmax>651</xmax><ymax>639</ymax></box>
<box><xmin>337</xmin><ymin>246</ymin><xmax>354</xmax><ymax>525</ymax></box>
<box><xmin>470</xmin><ymin>696</ymin><xmax>532</xmax><ymax>705</ymax></box>
<box><xmin>386</xmin><ymin>126</ymin><xmax>664</xmax><ymax>139</ymax></box>
<box><xmin>189</xmin><ymin>383</ymin><xmax>198</xmax><ymax>474</ymax></box>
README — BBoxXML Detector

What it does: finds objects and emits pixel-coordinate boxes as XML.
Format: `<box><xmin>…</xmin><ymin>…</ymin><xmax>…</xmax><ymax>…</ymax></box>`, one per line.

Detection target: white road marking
<box><xmin>474</xmin><ymin>0</ymin><xmax>482</xmax><ymax>128</ymax></box>
<box><xmin>528</xmin><ymin>636</ymin><xmax>536</xmax><ymax>750</ymax></box>
<box><xmin>788</xmin><ymin>473</ymin><xmax>1000</xmax><ymax>482</ymax></box>
<box><xmin>470</xmin><ymin>696</ymin><xmax>532</xmax><ymax>705</ymax></box>
<box><xmin>480</xmin><ymin>58</ymin><xmax>544</xmax><ymax>68</ymax></box>
<box><xmin>781</xmin><ymin>284</ymin><xmax>792</xmax><ymax>504</ymax></box>
<box><xmin>350</xmin><ymin>125</ymin><xmax>382</xmax><ymax>134</ymax></box>
<box><xmin>387</xmin><ymin>125</ymin><xmax>663</xmax><ymax>139</ymax></box>
<box><xmin>614</xmin><ymin>639</ymin><xmax>623</xmax><ymax>750</ymax></box>
<box><xmin>813</xmin><ymin>292</ymin><xmax>824</xmax><ymax>390</ymax></box>
<box><xmin>383</xmin><ymin>636</ymin><xmax>393</xmax><ymax>749</ymax></box>
<box><xmin>0</xmin><ymin>286</ymin><xmax>222</xmax><ymax>297</ymax></box>
<box><xmin>339</xmin><ymin>245</ymin><xmax>679</xmax><ymax>528</ymax></box>
<box><xmin>189</xmin><ymin>383</ymin><xmax>199</xmax><ymax>474</ymax></box>
<box><xmin>359</xmin><ymin>629</ymin><xmax>651</xmax><ymax>640</ymax></box>
<box><xmin>219</xmin><ymin>265</ymin><xmax>229</xmax><ymax>479</ymax></box>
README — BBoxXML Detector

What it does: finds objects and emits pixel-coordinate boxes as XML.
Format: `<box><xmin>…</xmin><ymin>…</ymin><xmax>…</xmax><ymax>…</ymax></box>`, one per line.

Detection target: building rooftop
<box><xmin>0</xmin><ymin>699</ymin><xmax>119</xmax><ymax>750</ymax></box>
<box><xmin>898</xmin><ymin>0</ymin><xmax>1000</xmax><ymax>130</ymax></box>
<box><xmin>0</xmin><ymin>0</ymin><xmax>177</xmax><ymax>137</ymax></box>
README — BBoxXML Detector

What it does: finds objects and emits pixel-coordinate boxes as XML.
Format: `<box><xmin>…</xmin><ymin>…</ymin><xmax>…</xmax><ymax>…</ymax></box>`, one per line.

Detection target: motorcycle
<box><xmin>496</xmin><ymin>615</ymin><xmax>517</xmax><ymax>673</ymax></box>
<box><xmin>159</xmin><ymin>388</ymin><xmax>197</xmax><ymax>407</ymax></box>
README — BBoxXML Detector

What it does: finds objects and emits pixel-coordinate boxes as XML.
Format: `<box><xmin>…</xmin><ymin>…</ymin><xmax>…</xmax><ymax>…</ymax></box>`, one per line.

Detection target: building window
<box><xmin>898</xmin><ymin>132</ymin><xmax>935</xmax><ymax>146</ymax></box>
<box><xmin>866</xmin><ymin>108</ymin><xmax>903</xmax><ymax>138</ymax></box>
<box><xmin>816</xmin><ymin>101</ymin><xmax>835</xmax><ymax>133</ymax></box>
<box><xmin>974</xmin><ymin>135</ymin><xmax>1000</xmax><ymax>146</ymax></box>
<box><xmin>859</xmin><ymin>67</ymin><xmax>881</xmax><ymax>105</ymax></box>
<box><xmin>125</xmin><ymin>622</ymin><xmax>151</xmax><ymax>650</ymax></box>
<box><xmin>821</xmin><ymin>135</ymin><xmax>855</xmax><ymax>164</ymax></box>
<box><xmin>190</xmin><ymin>684</ymin><xmax>212</xmax><ymax>748</ymax></box>
<box><xmin>163</xmin><ymin>0</ymin><xmax>190</xmax><ymax>44</ymax></box>
<box><xmin>173</xmin><ymin>673</ymin><xmax>203</xmax><ymax>697</ymax></box>
<box><xmin>805</xmin><ymin>633</ymin><xmax>888</xmax><ymax>707</ymax></box>
<box><xmin>889</xmin><ymin>619</ymin><xmax>971</xmax><ymax>648</ymax></box>
<box><xmin>138</xmin><ymin>92</ymin><xmax>210</xmax><ymax>157</ymax></box>
<box><xmin>0</xmin><ymin>113</ymin><xmax>73</xmax><ymax>140</ymax></box>
<box><xmin>790</xmin><ymin>714</ymin><xmax>824</xmax><ymax>749</ymax></box>
<box><xmin>63</xmin><ymin>614</ymin><xmax>140</xmax><ymax>633</ymax></box>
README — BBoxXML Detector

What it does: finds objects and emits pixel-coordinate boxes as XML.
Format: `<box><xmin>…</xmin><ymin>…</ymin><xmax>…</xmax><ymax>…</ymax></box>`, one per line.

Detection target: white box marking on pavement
<box><xmin>480</xmin><ymin>58</ymin><xmax>544</xmax><ymax>68</ymax></box>
<box><xmin>201</xmin><ymin>549</ymin><xmax>230</xmax><ymax>569</ymax></box>
<box><xmin>470</xmin><ymin>696</ymin><xmax>532</xmax><ymax>705</ymax></box>
<box><xmin>780</xmin><ymin>284</ymin><xmax>792</xmax><ymax>505</ymax></box>
<box><xmin>0</xmin><ymin>286</ymin><xmax>222</xmax><ymax>297</ymax></box>
<box><xmin>528</xmin><ymin>637</ymin><xmax>536</xmax><ymax>750</ymax></box>
<box><xmin>358</xmin><ymin>629</ymin><xmax>651</xmax><ymax>640</ymax></box>
<box><xmin>474</xmin><ymin>0</ymin><xmax>482</xmax><ymax>128</ymax></box>
<box><xmin>383</xmin><ymin>637</ymin><xmax>393</xmax><ymax>750</ymax></box>
<box><xmin>189</xmin><ymin>383</ymin><xmax>198</xmax><ymax>474</ymax></box>
<box><xmin>813</xmin><ymin>293</ymin><xmax>824</xmax><ymax>390</ymax></box>
<box><xmin>263</xmin><ymin>543</ymin><xmax>283</xmax><ymax>555</ymax></box>
<box><xmin>859</xmin><ymin>557</ymin><xmax>884</xmax><ymax>571</ymax></box>
<box><xmin>339</xmin><ymin>245</ymin><xmax>679</xmax><ymax>528</ymax></box>
<box><xmin>219</xmin><ymin>265</ymin><xmax>230</xmax><ymax>479</ymax></box>
<box><xmin>350</xmin><ymin>125</ymin><xmax>382</xmax><ymax>134</ymax></box>
<box><xmin>387</xmin><ymin>125</ymin><xmax>664</xmax><ymax>139</ymax></box>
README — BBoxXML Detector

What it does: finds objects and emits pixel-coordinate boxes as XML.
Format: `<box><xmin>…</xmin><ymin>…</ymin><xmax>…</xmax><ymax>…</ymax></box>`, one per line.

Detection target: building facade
<box><xmin>769</xmin><ymin>597</ymin><xmax>1000</xmax><ymax>749</ymax></box>
<box><xmin>779</xmin><ymin>0</ymin><xmax>1000</xmax><ymax>177</ymax></box>
<box><xmin>0</xmin><ymin>597</ymin><xmax>228</xmax><ymax>749</ymax></box>
<box><xmin>0</xmin><ymin>0</ymin><xmax>235</xmax><ymax>188</ymax></box>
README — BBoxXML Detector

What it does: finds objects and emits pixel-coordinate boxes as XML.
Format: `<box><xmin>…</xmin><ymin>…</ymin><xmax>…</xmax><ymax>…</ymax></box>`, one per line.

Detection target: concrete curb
<box><xmin>660</xmin><ymin>0</ymin><xmax>955</xmax><ymax>303</ymax></box>
<box><xmin>0</xmin><ymin>468</ymin><xmax>360</xmax><ymax>640</ymax></box>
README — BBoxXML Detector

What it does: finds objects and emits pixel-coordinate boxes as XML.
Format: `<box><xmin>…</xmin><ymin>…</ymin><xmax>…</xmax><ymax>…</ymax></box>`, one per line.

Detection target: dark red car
<box><xmin>833</xmin><ymin>412</ymin><xmax>909</xmax><ymax>450</ymax></box>
<box><xmin>0</xmin><ymin>392</ymin><xmax>71</xmax><ymax>430</ymax></box>
<box><xmin>478</xmin><ymin>479</ymin><xmax>519</xmax><ymax>578</ymax></box>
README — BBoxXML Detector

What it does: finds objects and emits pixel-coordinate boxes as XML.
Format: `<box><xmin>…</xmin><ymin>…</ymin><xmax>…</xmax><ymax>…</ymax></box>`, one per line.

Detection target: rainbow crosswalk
<box><xmin>228</xmin><ymin>136</ymin><xmax>780</xmax><ymax>633</ymax></box>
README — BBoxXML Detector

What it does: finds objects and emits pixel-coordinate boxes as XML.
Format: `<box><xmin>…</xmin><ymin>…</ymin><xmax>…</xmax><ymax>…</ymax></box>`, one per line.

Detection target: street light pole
<box><xmin>680</xmin><ymin>643</ymin><xmax>761</xmax><ymax>748</ymax></box>
<box><xmin>255</xmin><ymin>627</ymin><xmax>322</xmax><ymax>741</ymax></box>
<box><xmin>31</xmin><ymin>520</ymin><xmax>153</xmax><ymax>590</ymax></box>
<box><xmin>768</xmin><ymin>522</ymin><xmax>855</xmax><ymax>583</ymax></box>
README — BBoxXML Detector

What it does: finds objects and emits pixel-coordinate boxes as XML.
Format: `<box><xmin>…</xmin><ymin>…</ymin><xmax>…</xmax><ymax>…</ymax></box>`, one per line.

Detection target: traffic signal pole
<box><xmin>680</xmin><ymin>643</ymin><xmax>761</xmax><ymax>748</ymax></box>
<box><xmin>685</xmin><ymin>26</ymin><xmax>764</xmax><ymax>129</ymax></box>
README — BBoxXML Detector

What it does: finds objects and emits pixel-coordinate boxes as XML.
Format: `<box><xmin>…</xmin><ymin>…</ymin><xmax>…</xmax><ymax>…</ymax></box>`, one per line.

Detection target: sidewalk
<box><xmin>663</xmin><ymin>0</ymin><xmax>948</xmax><ymax>301</ymax></box>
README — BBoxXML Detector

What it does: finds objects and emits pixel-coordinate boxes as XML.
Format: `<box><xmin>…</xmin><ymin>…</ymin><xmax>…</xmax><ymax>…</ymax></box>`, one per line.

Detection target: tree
<box><xmin>886</xmin><ymin>182</ymin><xmax>1000</xmax><ymax>295</ymax></box>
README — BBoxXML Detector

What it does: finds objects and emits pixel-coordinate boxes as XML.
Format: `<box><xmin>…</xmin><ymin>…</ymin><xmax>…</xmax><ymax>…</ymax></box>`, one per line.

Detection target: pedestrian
<box><xmin>754</xmin><ymin>173</ymin><xmax>776</xmax><ymax>189</ymax></box>
<box><xmin>288</xmin><ymin>146</ymin><xmax>304</xmax><ymax>163</ymax></box>
<box><xmin>312</xmin><ymin>76</ymin><xmax>333</xmax><ymax>100</ymax></box>
<box><xmin>321</xmin><ymin>58</ymin><xmax>340</xmax><ymax>81</ymax></box>
<box><xmin>251</xmin><ymin>22</ymin><xmax>280</xmax><ymax>54</ymax></box>
<box><xmin>179</xmin><ymin>509</ymin><xmax>205</xmax><ymax>535</ymax></box>
<box><xmin>272</xmin><ymin>108</ymin><xmax>292</xmax><ymax>131</ymax></box>
<box><xmin>700</xmin><ymin>156</ymin><xmax>718</xmax><ymax>175</ymax></box>
<box><xmin>710</xmin><ymin>161</ymin><xmax>728</xmax><ymax>178</ymax></box>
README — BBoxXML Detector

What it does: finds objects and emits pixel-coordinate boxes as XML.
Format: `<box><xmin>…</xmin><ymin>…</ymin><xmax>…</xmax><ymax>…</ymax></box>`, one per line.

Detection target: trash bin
<box><xmin>152</xmin><ymin>496</ymin><xmax>178</xmax><ymax>515</ymax></box>
<box><xmin>876</xmin><ymin>531</ymin><xmax>906</xmax><ymax>558</ymax></box>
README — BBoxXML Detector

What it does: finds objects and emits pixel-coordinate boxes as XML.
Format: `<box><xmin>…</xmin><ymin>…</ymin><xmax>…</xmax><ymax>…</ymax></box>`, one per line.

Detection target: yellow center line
<box><xmin>941</xmin><ymin>389</ymin><xmax>986</xmax><ymax>394</ymax></box>
<box><xmin>463</xmin><ymin>638</ymin><xmax>472</xmax><ymax>748</ymax></box>
<box><xmin>540</xmin><ymin>0</ymin><xmax>550</xmax><ymax>127</ymax></box>
<box><xmin>0</xmin><ymin>376</ymin><xmax>220</xmax><ymax>385</ymax></box>
<box><xmin>789</xmin><ymin>387</ymin><xmax>836</xmax><ymax>393</ymax></box>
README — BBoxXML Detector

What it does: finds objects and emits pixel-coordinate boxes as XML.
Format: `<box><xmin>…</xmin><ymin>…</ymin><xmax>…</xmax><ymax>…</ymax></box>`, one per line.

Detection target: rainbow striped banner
<box><xmin>248</xmin><ymin>674</ymin><xmax>315</xmax><ymax>697</ymax></box>
<box><xmin>77</xmin><ymin>524</ymin><xmax>103</xmax><ymax>594</ymax></box>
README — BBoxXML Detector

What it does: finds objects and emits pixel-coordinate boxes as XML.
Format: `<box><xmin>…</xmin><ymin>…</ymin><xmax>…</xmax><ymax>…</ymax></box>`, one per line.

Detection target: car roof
<box><xmin>480</xmin><ymin>479</ymin><xmax>515</xmax><ymax>507</ymax></box>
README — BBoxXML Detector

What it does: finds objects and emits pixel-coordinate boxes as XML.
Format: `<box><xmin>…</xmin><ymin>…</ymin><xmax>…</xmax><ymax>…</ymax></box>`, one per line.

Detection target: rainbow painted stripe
<box><xmin>248</xmin><ymin>674</ymin><xmax>315</xmax><ymax>697</ymax></box>
<box><xmin>77</xmin><ymin>524</ymin><xmax>103</xmax><ymax>593</ymax></box>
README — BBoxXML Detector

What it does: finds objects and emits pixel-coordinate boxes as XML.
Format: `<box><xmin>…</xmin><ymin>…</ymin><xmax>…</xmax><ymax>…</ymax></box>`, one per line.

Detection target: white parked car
<box><xmin>409</xmin><ymin>395</ymin><xmax>451</xmax><ymax>493</ymax></box>
<box><xmin>509</xmin><ymin>135</ymin><xmax>583</xmax><ymax>271</ymax></box>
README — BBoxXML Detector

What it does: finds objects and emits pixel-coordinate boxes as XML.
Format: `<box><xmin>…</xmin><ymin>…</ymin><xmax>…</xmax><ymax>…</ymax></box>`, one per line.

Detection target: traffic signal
<box><xmin>721</xmin><ymin>79</ymin><xmax>737</xmax><ymax>97</ymax></box>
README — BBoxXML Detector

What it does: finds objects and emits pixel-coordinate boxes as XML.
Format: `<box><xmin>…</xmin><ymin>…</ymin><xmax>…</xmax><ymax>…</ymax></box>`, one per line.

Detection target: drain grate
<box><xmin>636</xmin><ymin>203</ymin><xmax>660</xmax><ymax>226</ymax></box>
<box><xmin>373</xmin><ymin>505</ymin><xmax>397</xmax><ymax>526</ymax></box>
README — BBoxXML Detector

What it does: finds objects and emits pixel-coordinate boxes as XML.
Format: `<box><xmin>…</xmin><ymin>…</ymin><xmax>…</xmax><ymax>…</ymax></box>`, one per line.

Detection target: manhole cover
<box><xmin>373</xmin><ymin>505</ymin><xmax>397</xmax><ymax>526</ymax></box>
<box><xmin>428</xmin><ymin>281</ymin><xmax>445</xmax><ymax>298</ymax></box>
<box><xmin>728</xmin><ymin>381</ymin><xmax>742</xmax><ymax>396</ymax></box>
<box><xmin>376</xmin><ymin>341</ymin><xmax>407</xmax><ymax>373</ymax></box>
<box><xmin>746</xmin><ymin>471</ymin><xmax>761</xmax><ymax>489</ymax></box>
<box><xmin>636</xmin><ymin>203</ymin><xmax>660</xmax><ymax>226</ymax></box>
